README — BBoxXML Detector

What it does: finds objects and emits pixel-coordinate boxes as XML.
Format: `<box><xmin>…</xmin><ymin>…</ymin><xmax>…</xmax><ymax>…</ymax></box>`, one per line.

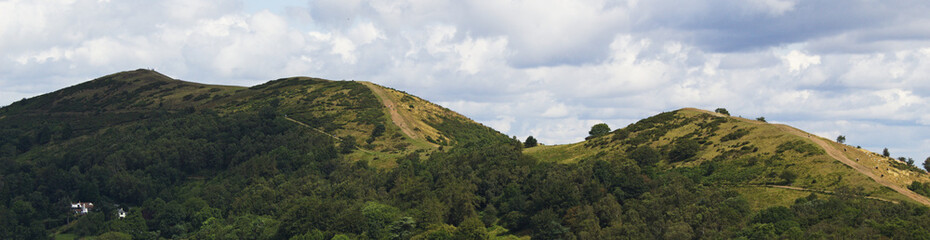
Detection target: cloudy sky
<box><xmin>3</xmin><ymin>0</ymin><xmax>930</xmax><ymax>162</ymax></box>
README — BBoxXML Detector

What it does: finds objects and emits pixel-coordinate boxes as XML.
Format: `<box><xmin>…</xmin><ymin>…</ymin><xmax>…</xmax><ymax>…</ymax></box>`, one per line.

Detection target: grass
<box><xmin>732</xmin><ymin>186</ymin><xmax>813</xmax><ymax>211</ymax></box>
<box><xmin>53</xmin><ymin>233</ymin><xmax>78</xmax><ymax>240</ymax></box>
<box><xmin>8</xmin><ymin>69</ymin><xmax>246</xmax><ymax>113</ymax></box>
<box><xmin>523</xmin><ymin>107</ymin><xmax>930</xmax><ymax>205</ymax></box>
<box><xmin>832</xmin><ymin>140</ymin><xmax>930</xmax><ymax>188</ymax></box>
<box><xmin>524</xmin><ymin>143</ymin><xmax>600</xmax><ymax>164</ymax></box>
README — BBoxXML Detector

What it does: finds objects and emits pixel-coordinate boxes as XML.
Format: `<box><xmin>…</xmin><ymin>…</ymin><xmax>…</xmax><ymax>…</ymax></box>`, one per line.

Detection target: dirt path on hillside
<box><xmin>774</xmin><ymin>124</ymin><xmax>930</xmax><ymax>206</ymax></box>
<box><xmin>284</xmin><ymin>116</ymin><xmax>341</xmax><ymax>140</ymax></box>
<box><xmin>359</xmin><ymin>82</ymin><xmax>421</xmax><ymax>141</ymax></box>
<box><xmin>285</xmin><ymin>116</ymin><xmax>384</xmax><ymax>155</ymax></box>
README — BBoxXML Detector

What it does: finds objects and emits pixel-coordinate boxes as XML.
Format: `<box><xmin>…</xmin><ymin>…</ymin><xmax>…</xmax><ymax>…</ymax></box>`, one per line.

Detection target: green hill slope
<box><xmin>0</xmin><ymin>70</ymin><xmax>506</xmax><ymax>167</ymax></box>
<box><xmin>526</xmin><ymin>108</ymin><xmax>930</xmax><ymax>208</ymax></box>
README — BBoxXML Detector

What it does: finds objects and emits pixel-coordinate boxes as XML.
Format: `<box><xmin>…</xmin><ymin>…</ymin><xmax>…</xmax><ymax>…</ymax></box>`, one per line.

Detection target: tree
<box><xmin>453</xmin><ymin>216</ymin><xmax>488</xmax><ymax>240</ymax></box>
<box><xmin>588</xmin><ymin>123</ymin><xmax>610</xmax><ymax>139</ymax></box>
<box><xmin>756</xmin><ymin>117</ymin><xmax>767</xmax><ymax>122</ymax></box>
<box><xmin>530</xmin><ymin>209</ymin><xmax>569</xmax><ymax>240</ymax></box>
<box><xmin>924</xmin><ymin>157</ymin><xmax>930</xmax><ymax>172</ymax></box>
<box><xmin>524</xmin><ymin>136</ymin><xmax>538</xmax><ymax>148</ymax></box>
<box><xmin>883</xmin><ymin>148</ymin><xmax>890</xmax><ymax>157</ymax></box>
<box><xmin>715</xmin><ymin>108</ymin><xmax>730</xmax><ymax>116</ymax></box>
<box><xmin>362</xmin><ymin>202</ymin><xmax>401</xmax><ymax>240</ymax></box>
<box><xmin>665</xmin><ymin>221</ymin><xmax>694</xmax><ymax>240</ymax></box>
<box><xmin>836</xmin><ymin>135</ymin><xmax>846</xmax><ymax>144</ymax></box>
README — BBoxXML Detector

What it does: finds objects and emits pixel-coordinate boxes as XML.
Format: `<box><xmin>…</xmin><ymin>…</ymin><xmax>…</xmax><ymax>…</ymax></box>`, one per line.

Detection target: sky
<box><xmin>2</xmin><ymin>0</ymin><xmax>930</xmax><ymax>163</ymax></box>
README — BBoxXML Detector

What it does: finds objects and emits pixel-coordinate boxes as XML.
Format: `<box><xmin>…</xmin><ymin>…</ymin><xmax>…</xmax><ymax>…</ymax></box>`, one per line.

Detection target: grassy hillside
<box><xmin>5</xmin><ymin>71</ymin><xmax>930</xmax><ymax>239</ymax></box>
<box><xmin>526</xmin><ymin>108</ymin><xmax>930</xmax><ymax>206</ymax></box>
<box><xmin>0</xmin><ymin>69</ymin><xmax>507</xmax><ymax>168</ymax></box>
<box><xmin>1</xmin><ymin>69</ymin><xmax>243</xmax><ymax>114</ymax></box>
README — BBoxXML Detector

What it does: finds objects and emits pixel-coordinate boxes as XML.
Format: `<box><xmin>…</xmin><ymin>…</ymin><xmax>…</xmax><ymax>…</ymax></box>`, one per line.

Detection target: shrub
<box><xmin>630</xmin><ymin>146</ymin><xmax>660</xmax><ymax>166</ymax></box>
<box><xmin>611</xmin><ymin>129</ymin><xmax>630</xmax><ymax>142</ymax></box>
<box><xmin>715</xmin><ymin>108</ymin><xmax>730</xmax><ymax>116</ymax></box>
<box><xmin>669</xmin><ymin>139</ymin><xmax>700</xmax><ymax>163</ymax></box>
<box><xmin>779</xmin><ymin>170</ymin><xmax>798</xmax><ymax>185</ymax></box>
<box><xmin>909</xmin><ymin>182</ymin><xmax>930</xmax><ymax>197</ymax></box>
<box><xmin>721</xmin><ymin>128</ymin><xmax>750</xmax><ymax>142</ymax></box>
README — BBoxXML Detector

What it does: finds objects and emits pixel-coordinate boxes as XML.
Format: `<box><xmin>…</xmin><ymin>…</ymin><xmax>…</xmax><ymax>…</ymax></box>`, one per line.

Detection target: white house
<box><xmin>70</xmin><ymin>202</ymin><xmax>94</xmax><ymax>215</ymax></box>
<box><xmin>117</xmin><ymin>208</ymin><xmax>127</xmax><ymax>219</ymax></box>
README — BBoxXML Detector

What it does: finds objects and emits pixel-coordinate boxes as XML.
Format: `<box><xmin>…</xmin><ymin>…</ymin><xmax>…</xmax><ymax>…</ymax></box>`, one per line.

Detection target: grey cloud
<box><xmin>635</xmin><ymin>0</ymin><xmax>930</xmax><ymax>53</ymax></box>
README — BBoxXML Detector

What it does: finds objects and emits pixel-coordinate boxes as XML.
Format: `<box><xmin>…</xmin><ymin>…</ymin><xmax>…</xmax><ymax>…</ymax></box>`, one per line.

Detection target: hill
<box><xmin>5</xmin><ymin>70</ymin><xmax>930</xmax><ymax>239</ymax></box>
<box><xmin>526</xmin><ymin>108</ymin><xmax>930</xmax><ymax>208</ymax></box>
<box><xmin>0</xmin><ymin>69</ymin><xmax>506</xmax><ymax>167</ymax></box>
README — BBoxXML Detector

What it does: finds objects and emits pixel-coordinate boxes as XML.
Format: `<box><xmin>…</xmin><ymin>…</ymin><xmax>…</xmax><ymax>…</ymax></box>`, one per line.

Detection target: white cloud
<box><xmin>782</xmin><ymin>50</ymin><xmax>821</xmax><ymax>72</ymax></box>
<box><xmin>325</xmin><ymin>21</ymin><xmax>385</xmax><ymax>64</ymax></box>
<box><xmin>453</xmin><ymin>36</ymin><xmax>509</xmax><ymax>75</ymax></box>
<box><xmin>3</xmin><ymin>0</ymin><xmax>930</xmax><ymax>161</ymax></box>
<box><xmin>541</xmin><ymin>103</ymin><xmax>570</xmax><ymax>118</ymax></box>
<box><xmin>487</xmin><ymin>116</ymin><xmax>516</xmax><ymax>133</ymax></box>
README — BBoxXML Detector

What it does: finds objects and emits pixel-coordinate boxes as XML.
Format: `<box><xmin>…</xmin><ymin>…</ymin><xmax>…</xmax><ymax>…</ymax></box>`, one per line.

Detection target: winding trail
<box><xmin>774</xmin><ymin>124</ymin><xmax>930</xmax><ymax>206</ymax></box>
<box><xmin>284</xmin><ymin>116</ymin><xmax>382</xmax><ymax>155</ymax></box>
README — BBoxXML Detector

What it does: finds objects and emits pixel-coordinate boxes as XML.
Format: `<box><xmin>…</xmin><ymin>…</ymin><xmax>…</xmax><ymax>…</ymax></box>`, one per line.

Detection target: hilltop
<box><xmin>5</xmin><ymin>70</ymin><xmax>930</xmax><ymax>239</ymax></box>
<box><xmin>526</xmin><ymin>108</ymin><xmax>930</xmax><ymax>208</ymax></box>
<box><xmin>0</xmin><ymin>69</ymin><xmax>243</xmax><ymax>113</ymax></box>
<box><xmin>0</xmin><ymin>69</ymin><xmax>506</xmax><ymax>167</ymax></box>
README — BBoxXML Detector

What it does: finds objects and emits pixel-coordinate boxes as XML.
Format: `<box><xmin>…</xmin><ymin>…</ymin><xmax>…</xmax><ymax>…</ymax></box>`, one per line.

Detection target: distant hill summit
<box><xmin>526</xmin><ymin>108</ymin><xmax>930</xmax><ymax>208</ymax></box>
<box><xmin>1</xmin><ymin>69</ymin><xmax>243</xmax><ymax>114</ymax></box>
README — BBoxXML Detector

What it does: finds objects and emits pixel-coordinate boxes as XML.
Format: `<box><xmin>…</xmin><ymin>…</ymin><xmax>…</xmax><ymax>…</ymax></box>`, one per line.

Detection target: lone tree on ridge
<box><xmin>524</xmin><ymin>136</ymin><xmax>538</xmax><ymax>148</ymax></box>
<box><xmin>587</xmin><ymin>123</ymin><xmax>611</xmax><ymax>139</ymax></box>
